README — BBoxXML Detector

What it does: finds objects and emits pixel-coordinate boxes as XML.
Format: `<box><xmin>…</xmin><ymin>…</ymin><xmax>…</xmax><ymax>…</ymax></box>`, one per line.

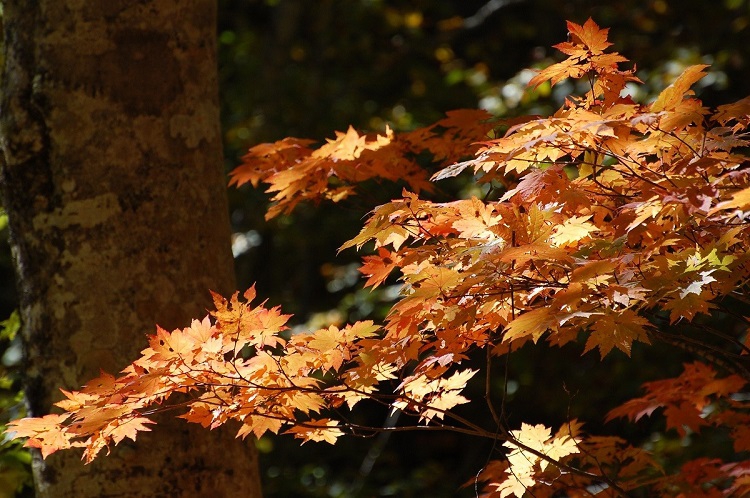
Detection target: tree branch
<box><xmin>463</xmin><ymin>0</ymin><xmax>526</xmax><ymax>30</ymax></box>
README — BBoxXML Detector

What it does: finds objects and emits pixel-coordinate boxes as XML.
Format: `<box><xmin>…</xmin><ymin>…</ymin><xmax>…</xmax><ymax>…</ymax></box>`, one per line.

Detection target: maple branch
<box><xmin>9</xmin><ymin>20</ymin><xmax>750</xmax><ymax>496</ymax></box>
<box><xmin>499</xmin><ymin>342</ymin><xmax>511</xmax><ymax>421</ymax></box>
<box><xmin>338</xmin><ymin>413</ymin><xmax>631</xmax><ymax>497</ymax></box>
<box><xmin>693</xmin><ymin>318</ymin><xmax>750</xmax><ymax>357</ymax></box>
<box><xmin>654</xmin><ymin>329</ymin><xmax>750</xmax><ymax>380</ymax></box>
<box><xmin>442</xmin><ymin>281</ymin><xmax>564</xmax><ymax>303</ymax></box>
<box><xmin>586</xmin><ymin>145</ymin><xmax>640</xmax><ymax>196</ymax></box>
<box><xmin>567</xmin><ymin>431</ymin><xmax>630</xmax><ymax>497</ymax></box>
<box><xmin>342</xmin><ymin>420</ymin><xmax>493</xmax><ymax>439</ymax></box>
<box><xmin>727</xmin><ymin>288</ymin><xmax>750</xmax><ymax>307</ymax></box>
<box><xmin>347</xmin><ymin>409</ymin><xmax>401</xmax><ymax>495</ymax></box>
<box><xmin>660</xmin><ymin>126</ymin><xmax>703</xmax><ymax>160</ymax></box>
<box><xmin>401</xmin><ymin>201</ymin><xmax>452</xmax><ymax>254</ymax></box>
<box><xmin>502</xmin><ymin>432</ymin><xmax>632</xmax><ymax>498</ymax></box>
<box><xmin>485</xmin><ymin>346</ymin><xmax>501</xmax><ymax>427</ymax></box>
<box><xmin>615</xmin><ymin>150</ymin><xmax>674</xmax><ymax>193</ymax></box>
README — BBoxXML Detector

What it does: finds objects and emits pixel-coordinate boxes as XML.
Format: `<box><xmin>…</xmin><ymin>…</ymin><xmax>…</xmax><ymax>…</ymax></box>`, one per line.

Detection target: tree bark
<box><xmin>0</xmin><ymin>1</ymin><xmax>263</xmax><ymax>496</ymax></box>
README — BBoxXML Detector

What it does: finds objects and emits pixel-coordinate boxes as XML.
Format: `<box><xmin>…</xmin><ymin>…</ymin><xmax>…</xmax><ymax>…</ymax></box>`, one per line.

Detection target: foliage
<box><xmin>0</xmin><ymin>311</ymin><xmax>32</xmax><ymax>497</ymax></box>
<box><xmin>7</xmin><ymin>19</ymin><xmax>750</xmax><ymax>496</ymax></box>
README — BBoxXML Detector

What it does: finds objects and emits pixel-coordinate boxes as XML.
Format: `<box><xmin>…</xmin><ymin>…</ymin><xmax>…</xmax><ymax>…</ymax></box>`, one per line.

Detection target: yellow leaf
<box><xmin>236</xmin><ymin>414</ymin><xmax>284</xmax><ymax>440</ymax></box>
<box><xmin>342</xmin><ymin>320</ymin><xmax>379</xmax><ymax>341</ymax></box>
<box><xmin>503</xmin><ymin>307</ymin><xmax>557</xmax><ymax>343</ymax></box>
<box><xmin>106</xmin><ymin>416</ymin><xmax>154</xmax><ymax>445</ymax></box>
<box><xmin>408</xmin><ymin>266</ymin><xmax>461</xmax><ymax>299</ymax></box>
<box><xmin>651</xmin><ymin>65</ymin><xmax>708</xmax><ymax>112</ymax></box>
<box><xmin>584</xmin><ymin>309</ymin><xmax>652</xmax><ymax>357</ymax></box>
<box><xmin>495</xmin><ymin>423</ymin><xmax>581</xmax><ymax>497</ymax></box>
<box><xmin>309</xmin><ymin>326</ymin><xmax>344</xmax><ymax>352</ymax></box>
<box><xmin>286</xmin><ymin>419</ymin><xmax>344</xmax><ymax>444</ymax></box>
<box><xmin>709</xmin><ymin>186</ymin><xmax>750</xmax><ymax>214</ymax></box>
<box><xmin>506</xmin><ymin>423</ymin><xmax>551</xmax><ymax>453</ymax></box>
<box><xmin>549</xmin><ymin>215</ymin><xmax>598</xmax><ymax>247</ymax></box>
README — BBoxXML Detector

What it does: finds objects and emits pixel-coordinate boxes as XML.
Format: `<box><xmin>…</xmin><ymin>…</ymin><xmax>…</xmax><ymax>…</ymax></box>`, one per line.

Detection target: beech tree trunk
<box><xmin>0</xmin><ymin>1</ymin><xmax>263</xmax><ymax>496</ymax></box>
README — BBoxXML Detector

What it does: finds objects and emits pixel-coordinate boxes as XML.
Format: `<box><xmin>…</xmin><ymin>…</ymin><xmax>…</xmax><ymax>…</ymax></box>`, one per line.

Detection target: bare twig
<box><xmin>463</xmin><ymin>0</ymin><xmax>526</xmax><ymax>30</ymax></box>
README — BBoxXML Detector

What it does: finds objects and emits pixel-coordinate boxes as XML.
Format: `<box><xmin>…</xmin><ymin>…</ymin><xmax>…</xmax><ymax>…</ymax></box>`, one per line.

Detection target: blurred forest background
<box><xmin>2</xmin><ymin>0</ymin><xmax>750</xmax><ymax>496</ymax></box>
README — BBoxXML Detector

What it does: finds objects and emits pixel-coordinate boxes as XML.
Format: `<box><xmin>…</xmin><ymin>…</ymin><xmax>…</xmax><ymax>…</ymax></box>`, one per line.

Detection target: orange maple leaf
<box><xmin>583</xmin><ymin>309</ymin><xmax>652</xmax><ymax>358</ymax></box>
<box><xmin>359</xmin><ymin>247</ymin><xmax>401</xmax><ymax>288</ymax></box>
<box><xmin>565</xmin><ymin>18</ymin><xmax>613</xmax><ymax>55</ymax></box>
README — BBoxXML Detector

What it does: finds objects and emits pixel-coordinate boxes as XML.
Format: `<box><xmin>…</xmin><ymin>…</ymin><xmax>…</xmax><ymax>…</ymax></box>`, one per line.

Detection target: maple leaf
<box><xmin>307</xmin><ymin>326</ymin><xmax>349</xmax><ymax>370</ymax></box>
<box><xmin>583</xmin><ymin>309</ymin><xmax>652</xmax><ymax>358</ymax></box>
<box><xmin>339</xmin><ymin>198</ymin><xmax>410</xmax><ymax>251</ymax></box>
<box><xmin>493</xmin><ymin>423</ymin><xmax>580</xmax><ymax>497</ymax></box>
<box><xmin>407</xmin><ymin>266</ymin><xmax>461</xmax><ymax>300</ymax></box>
<box><xmin>417</xmin><ymin>109</ymin><xmax>495</xmax><ymax>161</ymax></box>
<box><xmin>393</xmin><ymin>369</ymin><xmax>476</xmax><ymax>423</ymax></box>
<box><xmin>178</xmin><ymin>401</ymin><xmax>215</xmax><ymax>429</ymax></box>
<box><xmin>236</xmin><ymin>414</ymin><xmax>284</xmax><ymax>440</ymax></box>
<box><xmin>144</xmin><ymin>325</ymin><xmax>196</xmax><ymax>363</ymax></box>
<box><xmin>503</xmin><ymin>307</ymin><xmax>559</xmax><ymax>343</ymax></box>
<box><xmin>422</xmin><ymin>369</ymin><xmax>477</xmax><ymax>422</ymax></box>
<box><xmin>106</xmin><ymin>416</ymin><xmax>155</xmax><ymax>445</ymax></box>
<box><xmin>679</xmin><ymin>270</ymin><xmax>717</xmax><ymax>299</ymax></box>
<box><xmin>308</xmin><ymin>326</ymin><xmax>346</xmax><ymax>353</ymax></box>
<box><xmin>500</xmin><ymin>165</ymin><xmax>571</xmax><ymax>204</ymax></box>
<box><xmin>55</xmin><ymin>389</ymin><xmax>99</xmax><ymax>412</ymax></box>
<box><xmin>229</xmin><ymin>137</ymin><xmax>315</xmax><ymax>188</ymax></box>
<box><xmin>342</xmin><ymin>321</ymin><xmax>379</xmax><ymax>342</ymax></box>
<box><xmin>421</xmin><ymin>390</ymin><xmax>470</xmax><ymax>422</ymax></box>
<box><xmin>528</xmin><ymin>18</ymin><xmax>617</xmax><ymax>90</ymax></box>
<box><xmin>5</xmin><ymin>413</ymin><xmax>75</xmax><ymax>459</ymax></box>
<box><xmin>543</xmin><ymin>434</ymin><xmax>580</xmax><ymax>470</ymax></box>
<box><xmin>183</xmin><ymin>316</ymin><xmax>216</xmax><ymax>344</ymax></box>
<box><xmin>286</xmin><ymin>419</ymin><xmax>344</xmax><ymax>444</ymax></box>
<box><xmin>709</xmin><ymin>185</ymin><xmax>750</xmax><ymax>214</ymax></box>
<box><xmin>663</xmin><ymin>402</ymin><xmax>708</xmax><ymax>437</ymax></box>
<box><xmin>606</xmin><ymin>361</ymin><xmax>746</xmax><ymax>442</ymax></box>
<box><xmin>566</xmin><ymin>18</ymin><xmax>612</xmax><ymax>55</ymax></box>
<box><xmin>452</xmin><ymin>197</ymin><xmax>502</xmax><ymax>240</ymax></box>
<box><xmin>230</xmin><ymin>109</ymin><xmax>493</xmax><ymax>220</ymax></box>
<box><xmin>529</xmin><ymin>56</ymin><xmax>587</xmax><ymax>90</ymax></box>
<box><xmin>662</xmin><ymin>290</ymin><xmax>714</xmax><ymax>324</ymax></box>
<box><xmin>359</xmin><ymin>247</ymin><xmax>401</xmax><ymax>288</ymax></box>
<box><xmin>313</xmin><ymin>125</ymin><xmax>392</xmax><ymax>161</ymax></box>
<box><xmin>548</xmin><ymin>215</ymin><xmax>598</xmax><ymax>247</ymax></box>
<box><xmin>714</xmin><ymin>95</ymin><xmax>750</xmax><ymax>124</ymax></box>
<box><xmin>509</xmin><ymin>423</ymin><xmax>552</xmax><ymax>455</ymax></box>
<box><xmin>490</xmin><ymin>467</ymin><xmax>534</xmax><ymax>498</ymax></box>
<box><xmin>651</xmin><ymin>65</ymin><xmax>708</xmax><ymax>113</ymax></box>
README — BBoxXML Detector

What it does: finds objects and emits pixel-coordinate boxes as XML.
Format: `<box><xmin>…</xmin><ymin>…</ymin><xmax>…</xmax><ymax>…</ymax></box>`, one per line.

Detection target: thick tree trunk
<box><xmin>0</xmin><ymin>1</ymin><xmax>263</xmax><ymax>496</ymax></box>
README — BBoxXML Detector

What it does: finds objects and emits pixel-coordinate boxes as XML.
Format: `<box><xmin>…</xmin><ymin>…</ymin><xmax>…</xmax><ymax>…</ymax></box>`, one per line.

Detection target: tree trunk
<box><xmin>0</xmin><ymin>1</ymin><xmax>263</xmax><ymax>496</ymax></box>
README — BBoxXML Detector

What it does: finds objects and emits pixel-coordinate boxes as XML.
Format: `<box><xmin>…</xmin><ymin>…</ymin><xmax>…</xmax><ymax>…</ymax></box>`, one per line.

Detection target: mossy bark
<box><xmin>0</xmin><ymin>1</ymin><xmax>263</xmax><ymax>496</ymax></box>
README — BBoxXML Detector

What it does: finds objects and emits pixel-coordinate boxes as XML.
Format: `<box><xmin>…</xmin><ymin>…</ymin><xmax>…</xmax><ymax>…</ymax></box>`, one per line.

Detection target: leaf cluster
<box><xmin>7</xmin><ymin>18</ymin><xmax>750</xmax><ymax>497</ymax></box>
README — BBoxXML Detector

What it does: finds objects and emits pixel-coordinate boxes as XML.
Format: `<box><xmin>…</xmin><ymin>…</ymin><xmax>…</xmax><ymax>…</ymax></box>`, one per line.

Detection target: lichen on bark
<box><xmin>0</xmin><ymin>1</ymin><xmax>263</xmax><ymax>496</ymax></box>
